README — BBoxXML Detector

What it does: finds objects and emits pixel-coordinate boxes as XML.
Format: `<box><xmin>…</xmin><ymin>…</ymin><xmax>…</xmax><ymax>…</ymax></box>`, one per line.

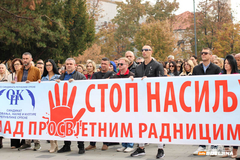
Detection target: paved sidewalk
<box><xmin>0</xmin><ymin>139</ymin><xmax>237</xmax><ymax>160</ymax></box>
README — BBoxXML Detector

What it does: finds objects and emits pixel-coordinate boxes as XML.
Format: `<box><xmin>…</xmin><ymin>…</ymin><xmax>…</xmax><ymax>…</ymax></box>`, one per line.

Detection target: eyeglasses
<box><xmin>118</xmin><ymin>63</ymin><xmax>126</xmax><ymax>66</ymax></box>
<box><xmin>201</xmin><ymin>52</ymin><xmax>209</xmax><ymax>55</ymax></box>
<box><xmin>142</xmin><ymin>49</ymin><xmax>152</xmax><ymax>52</ymax></box>
<box><xmin>136</xmin><ymin>62</ymin><xmax>142</xmax><ymax>65</ymax></box>
<box><xmin>14</xmin><ymin>63</ymin><xmax>21</xmax><ymax>66</ymax></box>
<box><xmin>46</xmin><ymin>64</ymin><xmax>52</xmax><ymax>67</ymax></box>
<box><xmin>169</xmin><ymin>65</ymin><xmax>174</xmax><ymax>67</ymax></box>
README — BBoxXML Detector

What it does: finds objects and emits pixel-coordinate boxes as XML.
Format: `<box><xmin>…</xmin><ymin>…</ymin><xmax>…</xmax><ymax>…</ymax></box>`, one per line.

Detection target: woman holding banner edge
<box><xmin>39</xmin><ymin>59</ymin><xmax>60</xmax><ymax>153</ymax></box>
<box><xmin>7</xmin><ymin>58</ymin><xmax>23</xmax><ymax>149</ymax></box>
<box><xmin>220</xmin><ymin>54</ymin><xmax>238</xmax><ymax>158</ymax></box>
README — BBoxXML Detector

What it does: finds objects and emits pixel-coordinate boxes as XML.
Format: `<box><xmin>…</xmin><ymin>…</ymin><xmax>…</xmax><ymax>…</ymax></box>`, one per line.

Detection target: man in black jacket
<box><xmin>85</xmin><ymin>57</ymin><xmax>114</xmax><ymax>151</ymax></box>
<box><xmin>192</xmin><ymin>48</ymin><xmax>221</xmax><ymax>156</ymax></box>
<box><xmin>91</xmin><ymin>57</ymin><xmax>114</xmax><ymax>79</ymax></box>
<box><xmin>133</xmin><ymin>45</ymin><xmax>164</xmax><ymax>78</ymax></box>
<box><xmin>56</xmin><ymin>58</ymin><xmax>86</xmax><ymax>154</ymax></box>
<box><xmin>130</xmin><ymin>45</ymin><xmax>165</xmax><ymax>159</ymax></box>
<box><xmin>125</xmin><ymin>51</ymin><xmax>138</xmax><ymax>74</ymax></box>
<box><xmin>192</xmin><ymin>48</ymin><xmax>221</xmax><ymax>75</ymax></box>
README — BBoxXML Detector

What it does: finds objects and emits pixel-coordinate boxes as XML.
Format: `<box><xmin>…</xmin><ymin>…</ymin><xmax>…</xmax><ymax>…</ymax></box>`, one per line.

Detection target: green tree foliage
<box><xmin>134</xmin><ymin>20</ymin><xmax>177</xmax><ymax>61</ymax></box>
<box><xmin>146</xmin><ymin>0</ymin><xmax>179</xmax><ymax>22</ymax></box>
<box><xmin>213</xmin><ymin>23</ymin><xmax>240</xmax><ymax>57</ymax></box>
<box><xmin>107</xmin><ymin>0</ymin><xmax>179</xmax><ymax>58</ymax></box>
<box><xmin>112</xmin><ymin>0</ymin><xmax>146</xmax><ymax>56</ymax></box>
<box><xmin>186</xmin><ymin>0</ymin><xmax>232</xmax><ymax>54</ymax></box>
<box><xmin>0</xmin><ymin>0</ymin><xmax>94</xmax><ymax>63</ymax></box>
<box><xmin>95</xmin><ymin>23</ymin><xmax>122</xmax><ymax>58</ymax></box>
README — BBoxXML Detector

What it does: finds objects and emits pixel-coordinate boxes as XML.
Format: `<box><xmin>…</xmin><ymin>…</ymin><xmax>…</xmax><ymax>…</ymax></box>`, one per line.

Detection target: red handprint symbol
<box><xmin>47</xmin><ymin>82</ymin><xmax>85</xmax><ymax>135</ymax></box>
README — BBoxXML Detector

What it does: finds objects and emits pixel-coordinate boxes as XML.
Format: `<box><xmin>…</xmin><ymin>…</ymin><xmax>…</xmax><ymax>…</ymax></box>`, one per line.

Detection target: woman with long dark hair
<box><xmin>40</xmin><ymin>59</ymin><xmax>60</xmax><ymax>153</ymax></box>
<box><xmin>167</xmin><ymin>61</ymin><xmax>179</xmax><ymax>76</ymax></box>
<box><xmin>221</xmin><ymin>55</ymin><xmax>238</xmax><ymax>158</ymax></box>
<box><xmin>222</xmin><ymin>55</ymin><xmax>238</xmax><ymax>74</ymax></box>
<box><xmin>41</xmin><ymin>59</ymin><xmax>60</xmax><ymax>81</ymax></box>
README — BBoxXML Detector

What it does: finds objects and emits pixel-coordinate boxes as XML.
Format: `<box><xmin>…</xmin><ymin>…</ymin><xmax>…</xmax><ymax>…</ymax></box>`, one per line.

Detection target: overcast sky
<box><xmin>149</xmin><ymin>0</ymin><xmax>240</xmax><ymax>22</ymax></box>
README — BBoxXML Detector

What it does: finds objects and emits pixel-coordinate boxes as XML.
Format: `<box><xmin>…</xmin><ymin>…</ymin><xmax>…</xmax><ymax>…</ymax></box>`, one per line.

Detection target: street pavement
<box><xmin>0</xmin><ymin>139</ymin><xmax>237</xmax><ymax>160</ymax></box>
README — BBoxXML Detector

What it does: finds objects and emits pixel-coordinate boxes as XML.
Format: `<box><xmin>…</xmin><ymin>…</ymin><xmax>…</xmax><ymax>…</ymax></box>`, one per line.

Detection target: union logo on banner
<box><xmin>0</xmin><ymin>89</ymin><xmax>35</xmax><ymax>109</ymax></box>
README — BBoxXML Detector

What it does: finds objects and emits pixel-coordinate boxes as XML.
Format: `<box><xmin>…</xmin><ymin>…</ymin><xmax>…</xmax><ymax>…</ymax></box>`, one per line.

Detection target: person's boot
<box><xmin>57</xmin><ymin>145</ymin><xmax>71</xmax><ymax>153</ymax></box>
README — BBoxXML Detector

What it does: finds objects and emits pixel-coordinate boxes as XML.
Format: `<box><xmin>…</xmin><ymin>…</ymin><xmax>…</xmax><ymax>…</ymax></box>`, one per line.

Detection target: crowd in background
<box><xmin>0</xmin><ymin>47</ymin><xmax>240</xmax><ymax>159</ymax></box>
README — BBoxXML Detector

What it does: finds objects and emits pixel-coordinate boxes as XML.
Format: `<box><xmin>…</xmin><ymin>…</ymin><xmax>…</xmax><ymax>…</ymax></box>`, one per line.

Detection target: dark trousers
<box><xmin>90</xmin><ymin>142</ymin><xmax>109</xmax><ymax>146</ymax></box>
<box><xmin>64</xmin><ymin>141</ymin><xmax>84</xmax><ymax>148</ymax></box>
<box><xmin>11</xmin><ymin>139</ymin><xmax>21</xmax><ymax>148</ymax></box>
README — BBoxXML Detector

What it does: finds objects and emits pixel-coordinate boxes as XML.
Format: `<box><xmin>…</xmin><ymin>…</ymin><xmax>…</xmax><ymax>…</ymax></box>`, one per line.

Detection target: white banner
<box><xmin>0</xmin><ymin>75</ymin><xmax>240</xmax><ymax>145</ymax></box>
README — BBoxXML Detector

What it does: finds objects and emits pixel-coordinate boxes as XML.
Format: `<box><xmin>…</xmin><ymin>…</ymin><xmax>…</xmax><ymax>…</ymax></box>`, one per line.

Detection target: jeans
<box><xmin>122</xmin><ymin>143</ymin><xmax>134</xmax><ymax>148</ymax></box>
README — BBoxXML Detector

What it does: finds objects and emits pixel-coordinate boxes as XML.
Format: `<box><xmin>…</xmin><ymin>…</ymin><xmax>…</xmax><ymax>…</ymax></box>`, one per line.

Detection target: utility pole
<box><xmin>193</xmin><ymin>0</ymin><xmax>197</xmax><ymax>57</ymax></box>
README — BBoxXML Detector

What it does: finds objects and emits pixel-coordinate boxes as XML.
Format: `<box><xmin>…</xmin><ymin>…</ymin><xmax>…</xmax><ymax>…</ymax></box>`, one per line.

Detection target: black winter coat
<box><xmin>135</xmin><ymin>59</ymin><xmax>164</xmax><ymax>77</ymax></box>
<box><xmin>192</xmin><ymin>63</ymin><xmax>221</xmax><ymax>75</ymax></box>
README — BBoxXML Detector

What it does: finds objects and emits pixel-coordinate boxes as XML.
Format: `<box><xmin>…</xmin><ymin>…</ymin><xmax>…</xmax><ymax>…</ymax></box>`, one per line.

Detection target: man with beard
<box><xmin>17</xmin><ymin>52</ymin><xmax>41</xmax><ymax>151</ymax></box>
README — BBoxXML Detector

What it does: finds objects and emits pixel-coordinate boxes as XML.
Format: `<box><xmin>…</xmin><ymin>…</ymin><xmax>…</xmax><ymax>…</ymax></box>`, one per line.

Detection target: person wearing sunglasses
<box><xmin>112</xmin><ymin>57</ymin><xmax>135</xmax><ymax>153</ymax></box>
<box><xmin>125</xmin><ymin>51</ymin><xmax>137</xmax><ymax>74</ymax></box>
<box><xmin>167</xmin><ymin>61</ymin><xmax>179</xmax><ymax>76</ymax></box>
<box><xmin>112</xmin><ymin>57</ymin><xmax>134</xmax><ymax>78</ymax></box>
<box><xmin>192</xmin><ymin>48</ymin><xmax>221</xmax><ymax>75</ymax></box>
<box><xmin>192</xmin><ymin>48</ymin><xmax>221</xmax><ymax>156</ymax></box>
<box><xmin>136</xmin><ymin>57</ymin><xmax>144</xmax><ymax>66</ymax></box>
<box><xmin>130</xmin><ymin>45</ymin><xmax>164</xmax><ymax>79</ymax></box>
<box><xmin>129</xmin><ymin>45</ymin><xmax>165</xmax><ymax>159</ymax></box>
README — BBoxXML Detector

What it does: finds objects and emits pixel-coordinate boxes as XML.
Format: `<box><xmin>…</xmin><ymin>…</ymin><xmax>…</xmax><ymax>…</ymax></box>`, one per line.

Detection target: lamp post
<box><xmin>193</xmin><ymin>0</ymin><xmax>197</xmax><ymax>57</ymax></box>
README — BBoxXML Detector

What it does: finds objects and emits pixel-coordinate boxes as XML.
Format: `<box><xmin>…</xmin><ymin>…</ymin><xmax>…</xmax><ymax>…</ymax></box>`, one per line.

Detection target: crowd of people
<box><xmin>0</xmin><ymin>45</ymin><xmax>240</xmax><ymax>159</ymax></box>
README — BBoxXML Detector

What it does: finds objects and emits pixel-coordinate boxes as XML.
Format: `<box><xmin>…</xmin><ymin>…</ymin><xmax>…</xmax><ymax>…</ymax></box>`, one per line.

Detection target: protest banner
<box><xmin>0</xmin><ymin>75</ymin><xmax>239</xmax><ymax>145</ymax></box>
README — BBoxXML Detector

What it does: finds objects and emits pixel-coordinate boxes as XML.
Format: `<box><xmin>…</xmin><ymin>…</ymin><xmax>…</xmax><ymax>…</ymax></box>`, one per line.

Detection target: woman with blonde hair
<box><xmin>76</xmin><ymin>64</ymin><xmax>85</xmax><ymax>74</ymax></box>
<box><xmin>179</xmin><ymin>59</ymin><xmax>195</xmax><ymax>76</ymax></box>
<box><xmin>213</xmin><ymin>57</ymin><xmax>224</xmax><ymax>69</ymax></box>
<box><xmin>85</xmin><ymin>60</ymin><xmax>96</xmax><ymax>79</ymax></box>
<box><xmin>0</xmin><ymin>63</ymin><xmax>9</xmax><ymax>82</ymax></box>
